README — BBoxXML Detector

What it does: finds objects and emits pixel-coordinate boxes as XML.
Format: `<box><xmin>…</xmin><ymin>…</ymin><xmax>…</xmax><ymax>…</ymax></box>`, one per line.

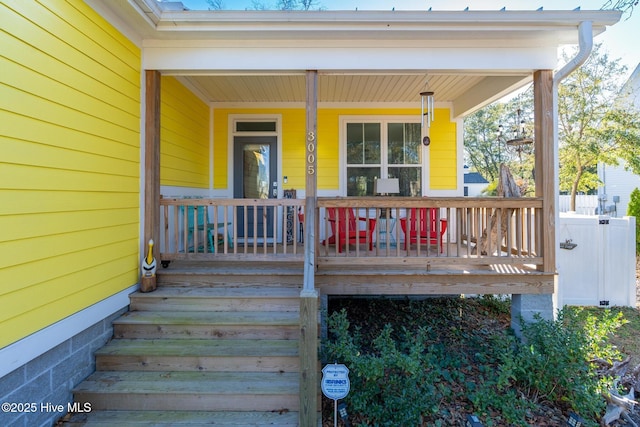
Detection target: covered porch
<box><xmin>102</xmin><ymin>3</ymin><xmax>622</xmax><ymax>424</ymax></box>
<box><xmin>156</xmin><ymin>196</ymin><xmax>553</xmax><ymax>294</ymax></box>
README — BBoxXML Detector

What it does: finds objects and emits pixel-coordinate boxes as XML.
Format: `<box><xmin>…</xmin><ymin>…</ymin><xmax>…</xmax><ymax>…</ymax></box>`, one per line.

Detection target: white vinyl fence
<box><xmin>558</xmin><ymin>195</ymin><xmax>598</xmax><ymax>215</ymax></box>
<box><xmin>557</xmin><ymin>213</ymin><xmax>636</xmax><ymax>307</ymax></box>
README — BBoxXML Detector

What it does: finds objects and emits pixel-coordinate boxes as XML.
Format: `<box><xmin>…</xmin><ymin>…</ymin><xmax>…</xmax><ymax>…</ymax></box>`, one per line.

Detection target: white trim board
<box><xmin>0</xmin><ymin>285</ymin><xmax>137</xmax><ymax>379</ymax></box>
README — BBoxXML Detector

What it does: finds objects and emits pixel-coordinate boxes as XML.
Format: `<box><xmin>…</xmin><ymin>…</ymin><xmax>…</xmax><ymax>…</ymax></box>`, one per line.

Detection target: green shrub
<box><xmin>509</xmin><ymin>308</ymin><xmax>625</xmax><ymax>424</ymax></box>
<box><xmin>323</xmin><ymin>310</ymin><xmax>441</xmax><ymax>426</ymax></box>
<box><xmin>628</xmin><ymin>187</ymin><xmax>640</xmax><ymax>254</ymax></box>
<box><xmin>323</xmin><ymin>301</ymin><xmax>626</xmax><ymax>426</ymax></box>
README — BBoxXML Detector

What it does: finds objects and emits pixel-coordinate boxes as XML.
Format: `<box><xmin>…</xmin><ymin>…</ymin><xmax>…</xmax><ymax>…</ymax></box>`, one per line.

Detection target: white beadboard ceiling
<box><xmin>183</xmin><ymin>73</ymin><xmax>492</xmax><ymax>104</ymax></box>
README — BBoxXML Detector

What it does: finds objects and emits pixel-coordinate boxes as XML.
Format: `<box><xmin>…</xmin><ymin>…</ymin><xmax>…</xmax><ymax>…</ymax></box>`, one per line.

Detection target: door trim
<box><xmin>228</xmin><ymin>114</ymin><xmax>282</xmax><ymax>196</ymax></box>
<box><xmin>228</xmin><ymin>114</ymin><xmax>282</xmax><ymax>243</ymax></box>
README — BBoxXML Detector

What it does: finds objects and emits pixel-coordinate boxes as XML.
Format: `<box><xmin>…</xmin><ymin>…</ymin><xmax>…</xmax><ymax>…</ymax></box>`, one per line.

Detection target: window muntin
<box><xmin>387</xmin><ymin>123</ymin><xmax>421</xmax><ymax>165</ymax></box>
<box><xmin>346</xmin><ymin>123</ymin><xmax>381</xmax><ymax>165</ymax></box>
<box><xmin>346</xmin><ymin>120</ymin><xmax>422</xmax><ymax>197</ymax></box>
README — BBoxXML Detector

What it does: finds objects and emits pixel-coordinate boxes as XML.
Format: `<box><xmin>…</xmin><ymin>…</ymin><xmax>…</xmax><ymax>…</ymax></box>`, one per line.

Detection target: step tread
<box><xmin>65</xmin><ymin>410</ymin><xmax>301</xmax><ymax>426</ymax></box>
<box><xmin>113</xmin><ymin>311</ymin><xmax>300</xmax><ymax>326</ymax></box>
<box><xmin>74</xmin><ymin>371</ymin><xmax>298</xmax><ymax>394</ymax></box>
<box><xmin>96</xmin><ymin>339</ymin><xmax>298</xmax><ymax>357</ymax></box>
<box><xmin>132</xmin><ymin>287</ymin><xmax>301</xmax><ymax>299</ymax></box>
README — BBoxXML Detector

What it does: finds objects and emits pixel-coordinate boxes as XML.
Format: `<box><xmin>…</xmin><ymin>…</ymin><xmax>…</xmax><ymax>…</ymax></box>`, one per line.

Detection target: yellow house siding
<box><xmin>161</xmin><ymin>77</ymin><xmax>209</xmax><ymax>188</ymax></box>
<box><xmin>212</xmin><ymin>108</ymin><xmax>308</xmax><ymax>189</ymax></box>
<box><xmin>429</xmin><ymin>109</ymin><xmax>457</xmax><ymax>190</ymax></box>
<box><xmin>317</xmin><ymin>109</ymin><xmax>341</xmax><ymax>190</ymax></box>
<box><xmin>212</xmin><ymin>107</ymin><xmax>457</xmax><ymax>192</ymax></box>
<box><xmin>212</xmin><ymin>109</ymin><xmax>230</xmax><ymax>189</ymax></box>
<box><xmin>281</xmin><ymin>109</ymin><xmax>306</xmax><ymax>189</ymax></box>
<box><xmin>0</xmin><ymin>1</ymin><xmax>141</xmax><ymax>348</ymax></box>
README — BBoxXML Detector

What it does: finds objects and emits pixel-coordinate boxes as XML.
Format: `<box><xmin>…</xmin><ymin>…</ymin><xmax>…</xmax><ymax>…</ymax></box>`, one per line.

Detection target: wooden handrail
<box><xmin>158</xmin><ymin>196</ymin><xmax>546</xmax><ymax>270</ymax></box>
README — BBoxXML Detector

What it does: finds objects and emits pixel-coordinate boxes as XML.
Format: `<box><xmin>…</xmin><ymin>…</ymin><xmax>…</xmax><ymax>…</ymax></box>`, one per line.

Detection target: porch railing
<box><xmin>159</xmin><ymin>197</ymin><xmax>305</xmax><ymax>261</ymax></box>
<box><xmin>158</xmin><ymin>196</ymin><xmax>544</xmax><ymax>268</ymax></box>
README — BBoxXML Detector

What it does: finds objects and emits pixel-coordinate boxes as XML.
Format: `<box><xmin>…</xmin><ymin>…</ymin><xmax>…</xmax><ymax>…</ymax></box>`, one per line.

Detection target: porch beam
<box><xmin>533</xmin><ymin>69</ymin><xmax>555</xmax><ymax>273</ymax></box>
<box><xmin>144</xmin><ymin>70</ymin><xmax>161</xmax><ymax>253</ymax></box>
<box><xmin>299</xmin><ymin>70</ymin><xmax>318</xmax><ymax>427</ymax></box>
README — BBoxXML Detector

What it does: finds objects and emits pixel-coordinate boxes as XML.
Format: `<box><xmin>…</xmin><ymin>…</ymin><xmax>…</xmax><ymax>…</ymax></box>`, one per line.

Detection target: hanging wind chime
<box><xmin>420</xmin><ymin>89</ymin><xmax>434</xmax><ymax>146</ymax></box>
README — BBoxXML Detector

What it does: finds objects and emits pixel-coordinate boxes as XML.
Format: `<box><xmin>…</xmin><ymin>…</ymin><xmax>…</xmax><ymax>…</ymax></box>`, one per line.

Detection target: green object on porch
<box><xmin>182</xmin><ymin>205</ymin><xmax>233</xmax><ymax>252</ymax></box>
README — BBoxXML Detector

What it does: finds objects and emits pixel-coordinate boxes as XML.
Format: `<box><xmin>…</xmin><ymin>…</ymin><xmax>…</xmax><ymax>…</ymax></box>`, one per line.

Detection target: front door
<box><xmin>233</xmin><ymin>136</ymin><xmax>277</xmax><ymax>240</ymax></box>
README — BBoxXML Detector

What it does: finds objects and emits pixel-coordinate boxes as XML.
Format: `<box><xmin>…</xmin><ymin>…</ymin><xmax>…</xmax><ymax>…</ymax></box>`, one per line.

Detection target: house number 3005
<box><xmin>307</xmin><ymin>132</ymin><xmax>316</xmax><ymax>175</ymax></box>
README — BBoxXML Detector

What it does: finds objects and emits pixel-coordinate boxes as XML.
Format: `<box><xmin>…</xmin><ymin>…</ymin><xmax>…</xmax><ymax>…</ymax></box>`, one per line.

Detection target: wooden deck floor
<box><xmin>159</xmin><ymin>254</ymin><xmax>555</xmax><ymax>296</ymax></box>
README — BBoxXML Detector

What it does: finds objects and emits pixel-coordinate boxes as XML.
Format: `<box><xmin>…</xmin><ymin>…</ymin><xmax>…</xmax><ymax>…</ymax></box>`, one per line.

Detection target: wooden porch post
<box><xmin>144</xmin><ymin>70</ymin><xmax>161</xmax><ymax>259</ymax></box>
<box><xmin>299</xmin><ymin>70</ymin><xmax>318</xmax><ymax>427</ymax></box>
<box><xmin>533</xmin><ymin>69</ymin><xmax>555</xmax><ymax>274</ymax></box>
<box><xmin>512</xmin><ymin>69</ymin><xmax>556</xmax><ymax>334</ymax></box>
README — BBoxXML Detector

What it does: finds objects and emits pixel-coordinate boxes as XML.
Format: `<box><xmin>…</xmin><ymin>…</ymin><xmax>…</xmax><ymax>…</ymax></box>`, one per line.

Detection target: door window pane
<box><xmin>236</xmin><ymin>121</ymin><xmax>276</xmax><ymax>132</ymax></box>
<box><xmin>243</xmin><ymin>144</ymin><xmax>270</xmax><ymax>199</ymax></box>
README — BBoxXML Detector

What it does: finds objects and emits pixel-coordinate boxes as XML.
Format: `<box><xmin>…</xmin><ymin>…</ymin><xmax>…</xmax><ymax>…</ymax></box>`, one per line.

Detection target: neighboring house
<box><xmin>596</xmin><ymin>63</ymin><xmax>640</xmax><ymax>217</ymax></box>
<box><xmin>0</xmin><ymin>1</ymin><xmax>621</xmax><ymax>425</ymax></box>
<box><xmin>463</xmin><ymin>166</ymin><xmax>490</xmax><ymax>196</ymax></box>
<box><xmin>597</xmin><ymin>162</ymin><xmax>640</xmax><ymax>217</ymax></box>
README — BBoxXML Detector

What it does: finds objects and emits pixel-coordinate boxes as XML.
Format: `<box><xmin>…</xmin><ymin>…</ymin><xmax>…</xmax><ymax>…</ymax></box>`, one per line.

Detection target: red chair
<box><xmin>323</xmin><ymin>207</ymin><xmax>377</xmax><ymax>252</ymax></box>
<box><xmin>399</xmin><ymin>208</ymin><xmax>447</xmax><ymax>252</ymax></box>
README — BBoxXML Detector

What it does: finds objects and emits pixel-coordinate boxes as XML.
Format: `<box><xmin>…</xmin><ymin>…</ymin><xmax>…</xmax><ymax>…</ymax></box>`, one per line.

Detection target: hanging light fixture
<box><xmin>498</xmin><ymin>108</ymin><xmax>532</xmax><ymax>147</ymax></box>
<box><xmin>420</xmin><ymin>88</ymin><xmax>435</xmax><ymax>146</ymax></box>
<box><xmin>497</xmin><ymin>108</ymin><xmax>533</xmax><ymax>160</ymax></box>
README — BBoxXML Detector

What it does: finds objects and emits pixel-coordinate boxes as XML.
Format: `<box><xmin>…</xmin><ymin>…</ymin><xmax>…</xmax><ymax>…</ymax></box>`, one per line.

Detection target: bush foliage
<box><xmin>323</xmin><ymin>298</ymin><xmax>625</xmax><ymax>427</ymax></box>
<box><xmin>628</xmin><ymin>187</ymin><xmax>640</xmax><ymax>254</ymax></box>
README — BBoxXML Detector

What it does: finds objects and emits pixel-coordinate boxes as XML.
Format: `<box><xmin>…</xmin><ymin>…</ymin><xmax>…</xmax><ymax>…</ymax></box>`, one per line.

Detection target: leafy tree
<box><xmin>464</xmin><ymin>102</ymin><xmax>507</xmax><ymax>184</ymax></box>
<box><xmin>558</xmin><ymin>44</ymin><xmax>640</xmax><ymax>211</ymax></box>
<box><xmin>464</xmin><ymin>91</ymin><xmax>535</xmax><ymax>194</ymax></box>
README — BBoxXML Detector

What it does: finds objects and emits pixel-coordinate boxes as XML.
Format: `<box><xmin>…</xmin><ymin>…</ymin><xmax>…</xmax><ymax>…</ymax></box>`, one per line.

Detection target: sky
<box><xmin>178</xmin><ymin>0</ymin><xmax>640</xmax><ymax>78</ymax></box>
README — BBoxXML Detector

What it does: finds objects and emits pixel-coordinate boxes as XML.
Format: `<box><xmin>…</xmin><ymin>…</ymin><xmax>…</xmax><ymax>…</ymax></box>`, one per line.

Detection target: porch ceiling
<box><xmin>177</xmin><ymin>72</ymin><xmax>531</xmax><ymax>117</ymax></box>
<box><xmin>87</xmin><ymin>1</ymin><xmax>621</xmax><ymax>116</ymax></box>
<box><xmin>181</xmin><ymin>73</ymin><xmax>492</xmax><ymax>104</ymax></box>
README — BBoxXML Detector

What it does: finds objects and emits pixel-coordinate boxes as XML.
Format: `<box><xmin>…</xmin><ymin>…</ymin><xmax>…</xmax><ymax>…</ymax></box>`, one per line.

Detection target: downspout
<box><xmin>553</xmin><ymin>21</ymin><xmax>593</xmax><ymax>84</ymax></box>
<box><xmin>552</xmin><ymin>20</ymin><xmax>593</xmax><ymax>307</ymax></box>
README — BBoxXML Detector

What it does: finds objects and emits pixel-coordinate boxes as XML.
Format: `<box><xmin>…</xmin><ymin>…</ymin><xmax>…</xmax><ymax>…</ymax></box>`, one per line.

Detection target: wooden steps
<box><xmin>70</xmin><ymin>261</ymin><xmax>316</xmax><ymax>426</ymax></box>
<box><xmin>155</xmin><ymin>260</ymin><xmax>304</xmax><ymax>287</ymax></box>
<box><xmin>74</xmin><ymin>371</ymin><xmax>299</xmax><ymax>411</ymax></box>
<box><xmin>64</xmin><ymin>410</ymin><xmax>300</xmax><ymax>426</ymax></box>
<box><xmin>129</xmin><ymin>286</ymin><xmax>302</xmax><ymax>312</ymax></box>
<box><xmin>113</xmin><ymin>310</ymin><xmax>300</xmax><ymax>340</ymax></box>
<box><xmin>95</xmin><ymin>338</ymin><xmax>299</xmax><ymax>372</ymax></box>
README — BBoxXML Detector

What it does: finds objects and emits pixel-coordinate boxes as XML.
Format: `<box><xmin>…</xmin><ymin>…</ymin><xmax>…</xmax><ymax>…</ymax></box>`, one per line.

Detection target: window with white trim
<box><xmin>346</xmin><ymin>120</ymin><xmax>422</xmax><ymax>196</ymax></box>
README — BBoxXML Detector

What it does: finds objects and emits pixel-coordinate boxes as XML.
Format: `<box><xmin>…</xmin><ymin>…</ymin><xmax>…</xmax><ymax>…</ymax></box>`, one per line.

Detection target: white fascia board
<box><xmin>142</xmin><ymin>45</ymin><xmax>557</xmax><ymax>72</ymax></box>
<box><xmin>100</xmin><ymin>2</ymin><xmax>621</xmax><ymax>49</ymax></box>
<box><xmin>143</xmin><ymin>8</ymin><xmax>621</xmax><ymax>39</ymax></box>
